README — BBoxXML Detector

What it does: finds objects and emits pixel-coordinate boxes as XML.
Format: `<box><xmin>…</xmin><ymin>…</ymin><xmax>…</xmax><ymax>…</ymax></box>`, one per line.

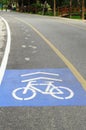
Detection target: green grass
<box><xmin>70</xmin><ymin>15</ymin><xmax>81</xmax><ymax>19</ymax></box>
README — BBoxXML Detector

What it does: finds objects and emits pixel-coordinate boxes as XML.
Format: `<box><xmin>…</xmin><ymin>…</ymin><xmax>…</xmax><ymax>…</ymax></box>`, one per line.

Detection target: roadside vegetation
<box><xmin>0</xmin><ymin>0</ymin><xmax>86</xmax><ymax>19</ymax></box>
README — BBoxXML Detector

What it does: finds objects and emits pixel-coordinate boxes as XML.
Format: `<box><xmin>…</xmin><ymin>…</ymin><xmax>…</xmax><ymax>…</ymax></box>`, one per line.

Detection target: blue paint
<box><xmin>0</xmin><ymin>68</ymin><xmax>86</xmax><ymax>106</ymax></box>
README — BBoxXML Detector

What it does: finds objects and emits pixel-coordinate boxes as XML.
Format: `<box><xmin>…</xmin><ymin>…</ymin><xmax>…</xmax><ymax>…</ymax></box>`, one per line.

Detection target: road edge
<box><xmin>0</xmin><ymin>16</ymin><xmax>11</xmax><ymax>85</ymax></box>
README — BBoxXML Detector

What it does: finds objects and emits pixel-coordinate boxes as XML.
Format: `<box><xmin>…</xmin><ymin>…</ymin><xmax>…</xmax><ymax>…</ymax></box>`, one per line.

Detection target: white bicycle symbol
<box><xmin>12</xmin><ymin>81</ymin><xmax>74</xmax><ymax>100</ymax></box>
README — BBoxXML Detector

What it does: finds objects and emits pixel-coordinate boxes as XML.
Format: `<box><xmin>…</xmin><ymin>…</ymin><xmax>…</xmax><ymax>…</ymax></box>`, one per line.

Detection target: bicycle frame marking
<box><xmin>12</xmin><ymin>72</ymin><xmax>74</xmax><ymax>101</ymax></box>
<box><xmin>22</xmin><ymin>81</ymin><xmax>63</xmax><ymax>95</ymax></box>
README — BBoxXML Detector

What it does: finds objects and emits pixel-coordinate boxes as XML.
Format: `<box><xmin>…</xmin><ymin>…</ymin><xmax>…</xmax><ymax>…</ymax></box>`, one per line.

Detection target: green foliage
<box><xmin>0</xmin><ymin>0</ymin><xmax>11</xmax><ymax>5</ymax></box>
<box><xmin>0</xmin><ymin>0</ymin><xmax>7</xmax><ymax>4</ymax></box>
<box><xmin>1</xmin><ymin>0</ymin><xmax>86</xmax><ymax>7</ymax></box>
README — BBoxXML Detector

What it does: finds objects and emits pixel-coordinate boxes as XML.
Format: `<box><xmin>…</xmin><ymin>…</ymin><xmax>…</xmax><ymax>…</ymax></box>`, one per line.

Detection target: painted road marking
<box><xmin>28</xmin><ymin>45</ymin><xmax>37</xmax><ymax>49</ymax></box>
<box><xmin>15</xmin><ymin>17</ymin><xmax>86</xmax><ymax>90</ymax></box>
<box><xmin>25</xmin><ymin>57</ymin><xmax>30</xmax><ymax>61</ymax></box>
<box><xmin>0</xmin><ymin>16</ymin><xmax>11</xmax><ymax>85</ymax></box>
<box><xmin>32</xmin><ymin>50</ymin><xmax>37</xmax><ymax>53</ymax></box>
<box><xmin>31</xmin><ymin>41</ymin><xmax>35</xmax><ymax>43</ymax></box>
<box><xmin>12</xmin><ymin>81</ymin><xmax>74</xmax><ymax>100</ymax></box>
<box><xmin>21</xmin><ymin>45</ymin><xmax>26</xmax><ymax>48</ymax></box>
<box><xmin>0</xmin><ymin>68</ymin><xmax>86</xmax><ymax>106</ymax></box>
<box><xmin>25</xmin><ymin>37</ymin><xmax>29</xmax><ymax>40</ymax></box>
<box><xmin>21</xmin><ymin>72</ymin><xmax>60</xmax><ymax>76</ymax></box>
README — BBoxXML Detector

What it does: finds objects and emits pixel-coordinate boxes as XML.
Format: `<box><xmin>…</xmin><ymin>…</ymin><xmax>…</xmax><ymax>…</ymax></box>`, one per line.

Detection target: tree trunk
<box><xmin>69</xmin><ymin>0</ymin><xmax>72</xmax><ymax>18</ymax></box>
<box><xmin>82</xmin><ymin>0</ymin><xmax>85</xmax><ymax>19</ymax></box>
<box><xmin>54</xmin><ymin>0</ymin><xmax>56</xmax><ymax>16</ymax></box>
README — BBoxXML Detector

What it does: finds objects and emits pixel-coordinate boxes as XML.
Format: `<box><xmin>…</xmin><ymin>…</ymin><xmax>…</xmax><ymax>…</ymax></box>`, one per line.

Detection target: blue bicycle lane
<box><xmin>0</xmin><ymin>68</ymin><xmax>86</xmax><ymax>107</ymax></box>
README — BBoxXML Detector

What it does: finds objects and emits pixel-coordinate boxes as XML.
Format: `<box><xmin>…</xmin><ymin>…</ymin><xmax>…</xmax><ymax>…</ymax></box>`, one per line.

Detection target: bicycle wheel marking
<box><xmin>0</xmin><ymin>68</ymin><xmax>86</xmax><ymax>106</ymax></box>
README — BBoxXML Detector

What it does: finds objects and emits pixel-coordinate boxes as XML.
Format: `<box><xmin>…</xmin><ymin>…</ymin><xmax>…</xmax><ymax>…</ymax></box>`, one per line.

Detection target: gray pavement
<box><xmin>0</xmin><ymin>17</ymin><xmax>6</xmax><ymax>64</ymax></box>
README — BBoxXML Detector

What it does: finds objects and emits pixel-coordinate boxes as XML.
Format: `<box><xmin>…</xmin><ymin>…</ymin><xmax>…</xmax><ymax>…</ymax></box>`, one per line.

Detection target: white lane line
<box><xmin>0</xmin><ymin>16</ymin><xmax>11</xmax><ymax>85</ymax></box>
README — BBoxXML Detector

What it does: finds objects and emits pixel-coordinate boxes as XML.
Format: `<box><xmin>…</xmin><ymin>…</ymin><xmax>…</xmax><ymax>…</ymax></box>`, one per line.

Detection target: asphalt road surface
<box><xmin>0</xmin><ymin>11</ymin><xmax>86</xmax><ymax>130</ymax></box>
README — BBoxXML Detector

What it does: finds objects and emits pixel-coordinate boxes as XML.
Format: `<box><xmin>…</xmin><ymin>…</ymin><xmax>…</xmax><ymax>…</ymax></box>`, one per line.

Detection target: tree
<box><xmin>82</xmin><ymin>0</ymin><xmax>85</xmax><ymax>19</ymax></box>
<box><xmin>54</xmin><ymin>0</ymin><xmax>56</xmax><ymax>16</ymax></box>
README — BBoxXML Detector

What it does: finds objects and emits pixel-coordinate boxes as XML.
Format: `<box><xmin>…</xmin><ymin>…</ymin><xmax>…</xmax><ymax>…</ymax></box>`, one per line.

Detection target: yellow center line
<box><xmin>16</xmin><ymin>17</ymin><xmax>86</xmax><ymax>90</ymax></box>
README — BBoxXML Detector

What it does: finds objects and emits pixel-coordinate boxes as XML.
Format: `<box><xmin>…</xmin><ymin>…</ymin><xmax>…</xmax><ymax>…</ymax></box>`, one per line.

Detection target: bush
<box><xmin>31</xmin><ymin>3</ymin><xmax>42</xmax><ymax>13</ymax></box>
